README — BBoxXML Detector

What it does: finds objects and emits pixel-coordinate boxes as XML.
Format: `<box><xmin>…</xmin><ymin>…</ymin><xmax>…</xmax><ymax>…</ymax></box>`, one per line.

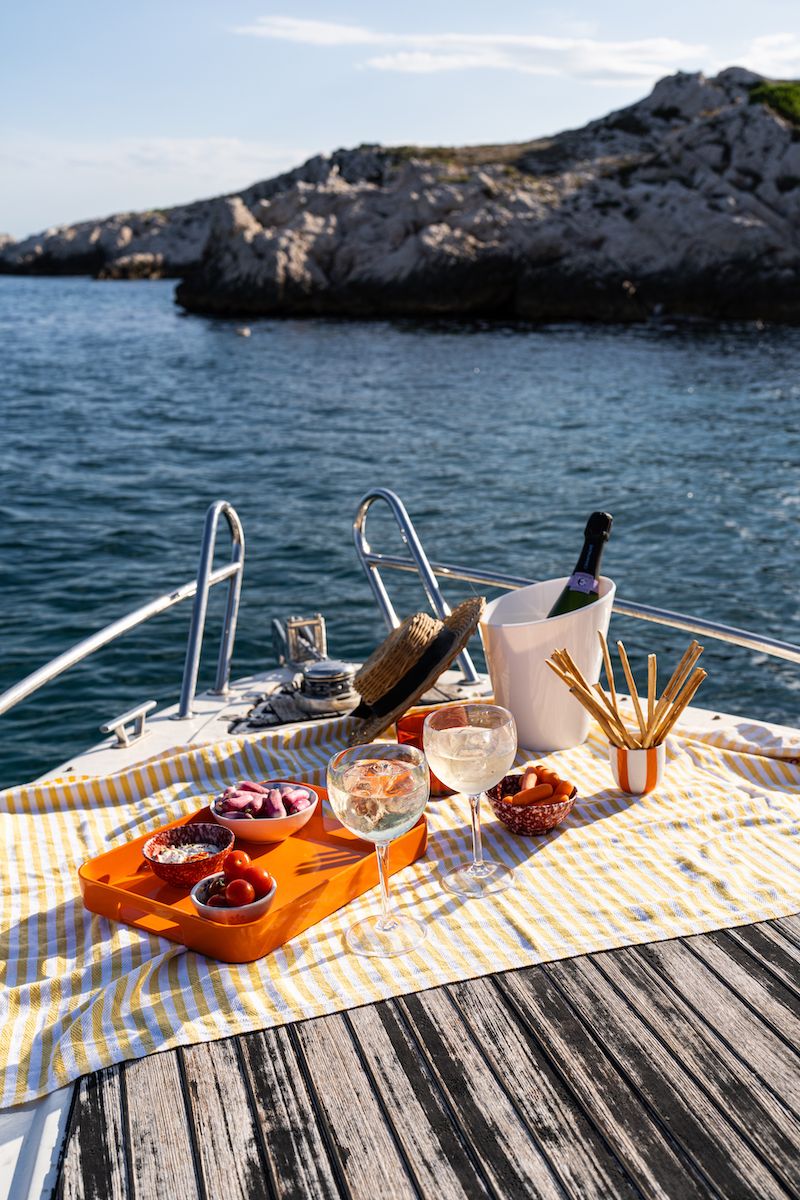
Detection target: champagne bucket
<box><xmin>479</xmin><ymin>577</ymin><xmax>616</xmax><ymax>752</ymax></box>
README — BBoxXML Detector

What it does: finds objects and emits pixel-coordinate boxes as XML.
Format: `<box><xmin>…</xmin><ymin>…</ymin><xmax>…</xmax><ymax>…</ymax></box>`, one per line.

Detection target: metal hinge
<box><xmin>100</xmin><ymin>700</ymin><xmax>157</xmax><ymax>747</ymax></box>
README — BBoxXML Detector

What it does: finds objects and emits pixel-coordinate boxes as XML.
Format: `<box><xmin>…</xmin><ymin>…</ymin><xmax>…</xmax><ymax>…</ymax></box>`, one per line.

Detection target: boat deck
<box><xmin>55</xmin><ymin>911</ymin><xmax>800</xmax><ymax>1199</ymax></box>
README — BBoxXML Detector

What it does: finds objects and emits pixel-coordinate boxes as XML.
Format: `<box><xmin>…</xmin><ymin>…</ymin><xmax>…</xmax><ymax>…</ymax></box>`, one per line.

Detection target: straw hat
<box><xmin>348</xmin><ymin>597</ymin><xmax>485</xmax><ymax>745</ymax></box>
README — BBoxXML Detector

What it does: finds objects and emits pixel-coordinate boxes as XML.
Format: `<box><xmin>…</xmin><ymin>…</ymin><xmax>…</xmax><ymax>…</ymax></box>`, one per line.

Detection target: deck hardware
<box><xmin>272</xmin><ymin>614</ymin><xmax>328</xmax><ymax>667</ymax></box>
<box><xmin>100</xmin><ymin>700</ymin><xmax>157</xmax><ymax>748</ymax></box>
<box><xmin>296</xmin><ymin>659</ymin><xmax>359</xmax><ymax>715</ymax></box>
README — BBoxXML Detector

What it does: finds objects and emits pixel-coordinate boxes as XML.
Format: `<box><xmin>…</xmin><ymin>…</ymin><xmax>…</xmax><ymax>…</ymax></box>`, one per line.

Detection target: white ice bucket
<box><xmin>479</xmin><ymin>577</ymin><xmax>616</xmax><ymax>752</ymax></box>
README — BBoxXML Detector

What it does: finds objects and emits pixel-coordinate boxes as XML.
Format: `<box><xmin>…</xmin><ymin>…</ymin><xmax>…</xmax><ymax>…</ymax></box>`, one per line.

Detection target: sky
<box><xmin>3</xmin><ymin>1</ymin><xmax>800</xmax><ymax>239</ymax></box>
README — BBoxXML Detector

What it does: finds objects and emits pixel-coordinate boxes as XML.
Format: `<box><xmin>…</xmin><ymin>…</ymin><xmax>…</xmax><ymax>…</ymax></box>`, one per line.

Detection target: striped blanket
<box><xmin>1</xmin><ymin>714</ymin><xmax>797</xmax><ymax>1106</ymax></box>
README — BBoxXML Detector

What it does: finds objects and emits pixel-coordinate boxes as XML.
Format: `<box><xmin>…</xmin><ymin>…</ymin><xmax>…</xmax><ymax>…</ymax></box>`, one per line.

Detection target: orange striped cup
<box><xmin>608</xmin><ymin>742</ymin><xmax>666</xmax><ymax>795</ymax></box>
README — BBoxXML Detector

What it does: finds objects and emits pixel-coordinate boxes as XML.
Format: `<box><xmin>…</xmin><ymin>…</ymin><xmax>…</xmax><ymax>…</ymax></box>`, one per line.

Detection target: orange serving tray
<box><xmin>78</xmin><ymin>784</ymin><xmax>428</xmax><ymax>963</ymax></box>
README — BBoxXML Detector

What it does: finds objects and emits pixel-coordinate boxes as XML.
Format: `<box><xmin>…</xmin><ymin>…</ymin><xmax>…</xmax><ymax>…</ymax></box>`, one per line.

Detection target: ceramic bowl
<box><xmin>487</xmin><ymin>773</ymin><xmax>576</xmax><ymax>836</ymax></box>
<box><xmin>210</xmin><ymin>782</ymin><xmax>318</xmax><ymax>844</ymax></box>
<box><xmin>142</xmin><ymin>822</ymin><xmax>234</xmax><ymax>888</ymax></box>
<box><xmin>190</xmin><ymin>871</ymin><xmax>278</xmax><ymax>925</ymax></box>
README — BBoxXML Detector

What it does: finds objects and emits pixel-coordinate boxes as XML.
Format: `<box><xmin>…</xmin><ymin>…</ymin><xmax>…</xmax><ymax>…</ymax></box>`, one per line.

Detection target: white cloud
<box><xmin>365</xmin><ymin>50</ymin><xmax>560</xmax><ymax>76</ymax></box>
<box><xmin>233</xmin><ymin>17</ymin><xmax>708</xmax><ymax>84</ymax></box>
<box><xmin>232</xmin><ymin>16</ymin><xmax>382</xmax><ymax>45</ymax></box>
<box><xmin>234</xmin><ymin>17</ymin><xmax>800</xmax><ymax>85</ymax></box>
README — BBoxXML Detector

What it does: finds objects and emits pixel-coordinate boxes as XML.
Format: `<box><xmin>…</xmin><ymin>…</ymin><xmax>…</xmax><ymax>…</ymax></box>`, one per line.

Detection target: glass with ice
<box><xmin>327</xmin><ymin>743</ymin><xmax>429</xmax><ymax>956</ymax></box>
<box><xmin>423</xmin><ymin>703</ymin><xmax>517</xmax><ymax>897</ymax></box>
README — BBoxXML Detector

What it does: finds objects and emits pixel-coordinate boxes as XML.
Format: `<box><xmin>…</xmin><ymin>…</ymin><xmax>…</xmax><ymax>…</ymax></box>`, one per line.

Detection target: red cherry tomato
<box><xmin>223</xmin><ymin>850</ymin><xmax>251</xmax><ymax>881</ymax></box>
<box><xmin>206</xmin><ymin>894</ymin><xmax>228</xmax><ymax>908</ymax></box>
<box><xmin>225</xmin><ymin>878</ymin><xmax>256</xmax><ymax>907</ymax></box>
<box><xmin>241</xmin><ymin>865</ymin><xmax>273</xmax><ymax>899</ymax></box>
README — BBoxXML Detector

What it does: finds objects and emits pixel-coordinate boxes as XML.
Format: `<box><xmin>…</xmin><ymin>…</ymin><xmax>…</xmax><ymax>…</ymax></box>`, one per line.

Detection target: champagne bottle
<box><xmin>547</xmin><ymin>512</ymin><xmax>613</xmax><ymax>618</ymax></box>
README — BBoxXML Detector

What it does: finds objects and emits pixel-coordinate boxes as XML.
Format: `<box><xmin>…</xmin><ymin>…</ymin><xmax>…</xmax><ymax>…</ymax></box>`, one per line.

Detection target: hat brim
<box><xmin>347</xmin><ymin>597</ymin><xmax>484</xmax><ymax>746</ymax></box>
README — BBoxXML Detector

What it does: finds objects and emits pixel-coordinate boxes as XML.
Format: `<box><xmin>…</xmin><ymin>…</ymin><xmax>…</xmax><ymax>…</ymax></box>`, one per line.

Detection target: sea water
<box><xmin>1</xmin><ymin>276</ymin><xmax>798</xmax><ymax>788</ymax></box>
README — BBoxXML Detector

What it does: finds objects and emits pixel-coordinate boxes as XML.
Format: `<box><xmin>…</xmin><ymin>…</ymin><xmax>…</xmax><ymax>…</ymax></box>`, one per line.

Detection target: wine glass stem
<box><xmin>375</xmin><ymin>842</ymin><xmax>394</xmax><ymax>931</ymax></box>
<box><xmin>469</xmin><ymin>794</ymin><xmax>484</xmax><ymax>866</ymax></box>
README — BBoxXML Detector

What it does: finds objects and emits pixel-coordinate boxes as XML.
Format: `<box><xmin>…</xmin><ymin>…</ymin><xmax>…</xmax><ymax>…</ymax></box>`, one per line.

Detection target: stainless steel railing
<box><xmin>0</xmin><ymin>500</ymin><xmax>245</xmax><ymax>724</ymax></box>
<box><xmin>353</xmin><ymin>488</ymin><xmax>800</xmax><ymax>668</ymax></box>
<box><xmin>178</xmin><ymin>500</ymin><xmax>244</xmax><ymax>717</ymax></box>
<box><xmin>354</xmin><ymin>488</ymin><xmax>480</xmax><ymax>684</ymax></box>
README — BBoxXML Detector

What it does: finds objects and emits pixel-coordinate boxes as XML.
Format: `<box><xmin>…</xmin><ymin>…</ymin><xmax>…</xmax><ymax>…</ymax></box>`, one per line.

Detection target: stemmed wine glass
<box><xmin>423</xmin><ymin>703</ymin><xmax>517</xmax><ymax>897</ymax></box>
<box><xmin>327</xmin><ymin>743</ymin><xmax>429</xmax><ymax>957</ymax></box>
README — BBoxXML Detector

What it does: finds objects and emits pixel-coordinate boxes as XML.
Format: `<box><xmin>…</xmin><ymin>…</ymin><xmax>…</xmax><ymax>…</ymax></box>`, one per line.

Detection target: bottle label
<box><xmin>568</xmin><ymin>571</ymin><xmax>598</xmax><ymax>594</ymax></box>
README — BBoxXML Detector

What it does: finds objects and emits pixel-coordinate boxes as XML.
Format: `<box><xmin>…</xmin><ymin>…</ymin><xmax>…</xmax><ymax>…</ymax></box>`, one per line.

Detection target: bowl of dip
<box><xmin>142</xmin><ymin>822</ymin><xmax>234</xmax><ymax>888</ymax></box>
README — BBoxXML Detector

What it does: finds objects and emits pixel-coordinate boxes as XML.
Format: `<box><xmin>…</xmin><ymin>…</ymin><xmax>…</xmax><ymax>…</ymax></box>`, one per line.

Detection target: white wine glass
<box><xmin>327</xmin><ymin>743</ymin><xmax>429</xmax><ymax>956</ymax></box>
<box><xmin>423</xmin><ymin>703</ymin><xmax>517</xmax><ymax>897</ymax></box>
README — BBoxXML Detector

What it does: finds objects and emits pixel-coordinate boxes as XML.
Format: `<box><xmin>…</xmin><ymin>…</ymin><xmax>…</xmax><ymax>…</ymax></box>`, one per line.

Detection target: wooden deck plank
<box><xmin>685</xmin><ymin>928</ymin><xmax>800</xmax><ymax>1044</ymax></box>
<box><xmin>546</xmin><ymin>954</ymin><xmax>792</xmax><ymax>1199</ymax></box>
<box><xmin>123</xmin><ymin>1051</ymin><xmax>201</xmax><ymax>1200</ymax></box>
<box><xmin>55</xmin><ymin>1067</ymin><xmax>128</xmax><ymax>1200</ymax></box>
<box><xmin>53</xmin><ymin>917</ymin><xmax>800</xmax><ymax>1200</ymax></box>
<box><xmin>727</xmin><ymin>921</ymin><xmax>800</xmax><ymax>1000</ymax></box>
<box><xmin>498</xmin><ymin>966</ymin><xmax>709</xmax><ymax>1200</ymax></box>
<box><xmin>636</xmin><ymin>939</ymin><xmax>800</xmax><ymax>1114</ymax></box>
<box><xmin>293</xmin><ymin>1011</ymin><xmax>419</xmax><ymax>1200</ymax></box>
<box><xmin>594</xmin><ymin>944</ymin><xmax>800</xmax><ymax>1194</ymax></box>
<box><xmin>237</xmin><ymin>1026</ymin><xmax>341</xmax><ymax>1200</ymax></box>
<box><xmin>180</xmin><ymin>1040</ymin><xmax>268</xmax><ymax>1200</ymax></box>
<box><xmin>346</xmin><ymin>1002</ymin><xmax>491</xmax><ymax>1200</ymax></box>
<box><xmin>447</xmin><ymin>975</ymin><xmax>641</xmax><ymax>1200</ymax></box>
<box><xmin>774</xmin><ymin>914</ymin><xmax>800</xmax><ymax>949</ymax></box>
<box><xmin>398</xmin><ymin>987</ymin><xmax>580</xmax><ymax>1199</ymax></box>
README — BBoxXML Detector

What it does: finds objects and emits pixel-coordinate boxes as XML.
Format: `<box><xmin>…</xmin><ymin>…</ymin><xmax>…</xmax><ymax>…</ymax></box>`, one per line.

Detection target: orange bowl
<box><xmin>142</xmin><ymin>823</ymin><xmax>234</xmax><ymax>888</ymax></box>
<box><xmin>487</xmin><ymin>773</ymin><xmax>575</xmax><ymax>836</ymax></box>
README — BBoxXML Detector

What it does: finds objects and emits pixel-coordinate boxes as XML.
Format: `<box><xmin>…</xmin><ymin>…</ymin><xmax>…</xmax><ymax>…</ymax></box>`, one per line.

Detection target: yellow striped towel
<box><xmin>0</xmin><ymin>714</ymin><xmax>797</xmax><ymax>1106</ymax></box>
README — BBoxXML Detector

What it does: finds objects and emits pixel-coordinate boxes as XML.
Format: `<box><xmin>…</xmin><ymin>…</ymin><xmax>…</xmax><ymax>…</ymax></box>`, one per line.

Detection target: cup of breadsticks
<box><xmin>546</xmin><ymin>635</ymin><xmax>707</xmax><ymax>795</ymax></box>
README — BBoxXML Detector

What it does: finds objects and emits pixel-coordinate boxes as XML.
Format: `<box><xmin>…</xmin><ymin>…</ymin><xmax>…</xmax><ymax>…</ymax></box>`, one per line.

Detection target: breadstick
<box><xmin>567</xmin><ymin>686</ymin><xmax>621</xmax><ymax>743</ymax></box>
<box><xmin>651</xmin><ymin>668</ymin><xmax>707</xmax><ymax>744</ymax></box>
<box><xmin>647</xmin><ymin>654</ymin><xmax>657</xmax><ymax>731</ymax></box>
<box><xmin>598</xmin><ymin>631</ymin><xmax>619</xmax><ymax>711</ymax></box>
<box><xmin>593</xmin><ymin>683</ymin><xmax>639</xmax><ymax>749</ymax></box>
<box><xmin>645</xmin><ymin>641</ymin><xmax>703</xmax><ymax>747</ymax></box>
<box><xmin>545</xmin><ymin>658</ymin><xmax>623</xmax><ymax>743</ymax></box>
<box><xmin>558</xmin><ymin>648</ymin><xmax>594</xmax><ymax>695</ymax></box>
<box><xmin>617</xmin><ymin>640</ymin><xmax>647</xmax><ymax>744</ymax></box>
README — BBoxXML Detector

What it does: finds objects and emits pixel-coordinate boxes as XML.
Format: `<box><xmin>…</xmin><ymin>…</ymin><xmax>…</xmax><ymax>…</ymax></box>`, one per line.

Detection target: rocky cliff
<box><xmin>4</xmin><ymin>68</ymin><xmax>800</xmax><ymax>321</ymax></box>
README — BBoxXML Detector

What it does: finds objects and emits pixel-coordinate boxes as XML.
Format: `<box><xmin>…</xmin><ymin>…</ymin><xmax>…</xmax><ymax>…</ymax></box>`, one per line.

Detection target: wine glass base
<box><xmin>442</xmin><ymin>859</ymin><xmax>514</xmax><ymax>898</ymax></box>
<box><xmin>345</xmin><ymin>913</ymin><xmax>427</xmax><ymax>958</ymax></box>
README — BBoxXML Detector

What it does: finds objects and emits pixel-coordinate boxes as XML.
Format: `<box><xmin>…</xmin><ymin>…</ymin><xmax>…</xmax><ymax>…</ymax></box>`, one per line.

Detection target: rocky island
<box><xmin>3</xmin><ymin>68</ymin><xmax>800</xmax><ymax>321</ymax></box>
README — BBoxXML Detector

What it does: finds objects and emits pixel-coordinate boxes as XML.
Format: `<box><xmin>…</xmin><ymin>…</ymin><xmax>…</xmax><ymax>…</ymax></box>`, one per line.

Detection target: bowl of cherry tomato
<box><xmin>190</xmin><ymin>850</ymin><xmax>277</xmax><ymax>924</ymax></box>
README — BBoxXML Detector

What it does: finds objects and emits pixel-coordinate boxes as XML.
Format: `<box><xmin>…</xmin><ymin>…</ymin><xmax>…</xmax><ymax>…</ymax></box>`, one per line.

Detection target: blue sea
<box><xmin>1</xmin><ymin>275</ymin><xmax>798</xmax><ymax>788</ymax></box>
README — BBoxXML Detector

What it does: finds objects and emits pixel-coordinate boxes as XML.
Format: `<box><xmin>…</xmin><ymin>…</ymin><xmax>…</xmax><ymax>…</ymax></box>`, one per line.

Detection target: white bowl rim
<box><xmin>190</xmin><ymin>870</ymin><xmax>277</xmax><ymax>916</ymax></box>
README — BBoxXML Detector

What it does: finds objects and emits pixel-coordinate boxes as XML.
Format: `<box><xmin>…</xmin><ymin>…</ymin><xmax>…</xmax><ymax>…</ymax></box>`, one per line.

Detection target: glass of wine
<box><xmin>327</xmin><ymin>743</ymin><xmax>430</xmax><ymax>957</ymax></box>
<box><xmin>423</xmin><ymin>703</ymin><xmax>517</xmax><ymax>898</ymax></box>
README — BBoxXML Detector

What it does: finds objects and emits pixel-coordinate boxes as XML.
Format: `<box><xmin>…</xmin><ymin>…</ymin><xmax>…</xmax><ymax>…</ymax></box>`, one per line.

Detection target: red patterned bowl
<box><xmin>487</xmin><ymin>774</ymin><xmax>576</xmax><ymax>836</ymax></box>
<box><xmin>142</xmin><ymin>822</ymin><xmax>234</xmax><ymax>888</ymax></box>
